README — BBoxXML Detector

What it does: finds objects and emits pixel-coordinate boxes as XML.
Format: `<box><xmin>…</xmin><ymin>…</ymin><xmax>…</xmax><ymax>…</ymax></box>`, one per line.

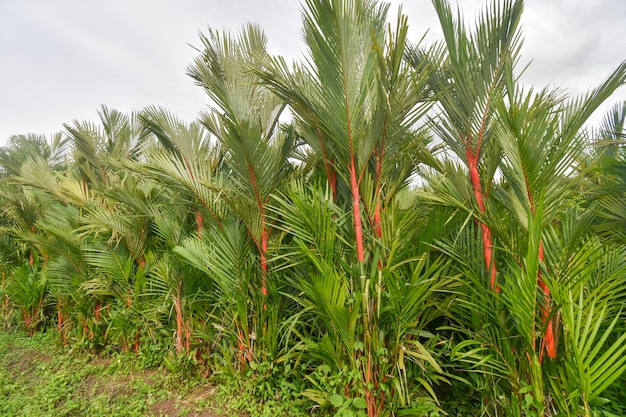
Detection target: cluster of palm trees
<box><xmin>1</xmin><ymin>0</ymin><xmax>625</xmax><ymax>415</ymax></box>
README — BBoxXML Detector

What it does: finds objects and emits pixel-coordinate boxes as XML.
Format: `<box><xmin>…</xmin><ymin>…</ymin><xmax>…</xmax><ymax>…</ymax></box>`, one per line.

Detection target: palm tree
<box><xmin>185</xmin><ymin>24</ymin><xmax>296</xmax><ymax>367</ymax></box>
<box><xmin>11</xmin><ymin>108</ymin><xmax>154</xmax><ymax>346</ymax></box>
<box><xmin>425</xmin><ymin>3</ymin><xmax>626</xmax><ymax>412</ymax></box>
<box><xmin>270</xmin><ymin>181</ymin><xmax>451</xmax><ymax>416</ymax></box>
<box><xmin>589</xmin><ymin>101</ymin><xmax>626</xmax><ymax>244</ymax></box>
<box><xmin>408</xmin><ymin>0</ymin><xmax>524</xmax><ymax>292</ymax></box>
<box><xmin>256</xmin><ymin>1</ymin><xmax>444</xmax><ymax>414</ymax></box>
<box><xmin>406</xmin><ymin>0</ymin><xmax>626</xmax><ymax>414</ymax></box>
<box><xmin>138</xmin><ymin>106</ymin><xmax>225</xmax><ymax>239</ymax></box>
<box><xmin>0</xmin><ymin>133</ymin><xmax>68</xmax><ymax>336</ymax></box>
<box><xmin>64</xmin><ymin>105</ymin><xmax>146</xmax><ymax>187</ymax></box>
<box><xmin>0</xmin><ymin>134</ymin><xmax>57</xmax><ymax>178</ymax></box>
<box><xmin>187</xmin><ymin>24</ymin><xmax>295</xmax><ymax>296</ymax></box>
<box><xmin>258</xmin><ymin>0</ymin><xmax>432</xmax><ymax>264</ymax></box>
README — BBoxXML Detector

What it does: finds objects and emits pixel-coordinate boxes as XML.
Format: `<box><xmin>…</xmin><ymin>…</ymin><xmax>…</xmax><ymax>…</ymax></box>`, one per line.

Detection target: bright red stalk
<box><xmin>260</xmin><ymin>226</ymin><xmax>268</xmax><ymax>296</ymax></box>
<box><xmin>350</xmin><ymin>159</ymin><xmax>365</xmax><ymax>263</ymax></box>
<box><xmin>527</xmin><ymin>181</ymin><xmax>556</xmax><ymax>361</ymax></box>
<box><xmin>341</xmin><ymin>68</ymin><xmax>364</xmax><ymax>264</ymax></box>
<box><xmin>466</xmin><ymin>148</ymin><xmax>498</xmax><ymax>291</ymax></box>
<box><xmin>537</xmin><ymin>241</ymin><xmax>556</xmax><ymax>360</ymax></box>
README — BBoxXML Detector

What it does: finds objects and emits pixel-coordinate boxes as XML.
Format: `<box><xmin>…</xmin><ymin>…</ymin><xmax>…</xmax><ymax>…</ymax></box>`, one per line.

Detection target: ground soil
<box><xmin>0</xmin><ymin>333</ymin><xmax>235</xmax><ymax>417</ymax></box>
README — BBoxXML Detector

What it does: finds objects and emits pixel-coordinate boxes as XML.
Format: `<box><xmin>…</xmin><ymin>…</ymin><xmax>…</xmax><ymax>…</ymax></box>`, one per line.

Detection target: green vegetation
<box><xmin>1</xmin><ymin>0</ymin><xmax>625</xmax><ymax>416</ymax></box>
<box><xmin>0</xmin><ymin>331</ymin><xmax>197</xmax><ymax>416</ymax></box>
<box><xmin>0</xmin><ymin>330</ymin><xmax>310</xmax><ymax>416</ymax></box>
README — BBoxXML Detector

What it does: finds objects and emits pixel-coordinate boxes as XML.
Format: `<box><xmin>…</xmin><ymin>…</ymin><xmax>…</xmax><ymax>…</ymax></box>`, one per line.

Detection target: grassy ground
<box><xmin>0</xmin><ymin>331</ymin><xmax>230</xmax><ymax>417</ymax></box>
<box><xmin>5</xmin><ymin>330</ymin><xmax>625</xmax><ymax>417</ymax></box>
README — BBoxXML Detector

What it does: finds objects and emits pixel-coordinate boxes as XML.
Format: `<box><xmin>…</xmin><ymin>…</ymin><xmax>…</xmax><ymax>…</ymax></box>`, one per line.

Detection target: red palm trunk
<box><xmin>526</xmin><ymin>182</ymin><xmax>556</xmax><ymax>361</ymax></box>
<box><xmin>537</xmin><ymin>241</ymin><xmax>556</xmax><ymax>360</ymax></box>
<box><xmin>260</xmin><ymin>226</ymin><xmax>268</xmax><ymax>296</ymax></box>
<box><xmin>350</xmin><ymin>159</ymin><xmax>365</xmax><ymax>263</ymax></box>
<box><xmin>466</xmin><ymin>149</ymin><xmax>498</xmax><ymax>291</ymax></box>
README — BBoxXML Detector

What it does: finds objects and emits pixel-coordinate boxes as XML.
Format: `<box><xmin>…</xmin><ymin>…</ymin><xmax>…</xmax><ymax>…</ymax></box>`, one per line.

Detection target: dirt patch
<box><xmin>95</xmin><ymin>368</ymin><xmax>158</xmax><ymax>397</ymax></box>
<box><xmin>135</xmin><ymin>368</ymin><xmax>159</xmax><ymax>386</ymax></box>
<box><xmin>151</xmin><ymin>398</ymin><xmax>220</xmax><ymax>417</ymax></box>
<box><xmin>82</xmin><ymin>374</ymin><xmax>99</xmax><ymax>392</ymax></box>
<box><xmin>151</xmin><ymin>399</ymin><xmax>179</xmax><ymax>416</ymax></box>
<box><xmin>4</xmin><ymin>348</ymin><xmax>52</xmax><ymax>375</ymax></box>
<box><xmin>75</xmin><ymin>373</ymin><xmax>129</xmax><ymax>401</ymax></box>
<box><xmin>151</xmin><ymin>384</ymin><xmax>221</xmax><ymax>417</ymax></box>
<box><xmin>89</xmin><ymin>355</ymin><xmax>113</xmax><ymax>367</ymax></box>
<box><xmin>186</xmin><ymin>384</ymin><xmax>218</xmax><ymax>403</ymax></box>
<box><xmin>31</xmin><ymin>350</ymin><xmax>53</xmax><ymax>363</ymax></box>
<box><xmin>0</xmin><ymin>335</ymin><xmax>232</xmax><ymax>416</ymax></box>
<box><xmin>103</xmin><ymin>375</ymin><xmax>135</xmax><ymax>399</ymax></box>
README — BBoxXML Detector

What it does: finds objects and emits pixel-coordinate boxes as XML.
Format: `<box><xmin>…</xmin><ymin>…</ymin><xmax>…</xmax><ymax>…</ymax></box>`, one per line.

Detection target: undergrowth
<box><xmin>0</xmin><ymin>330</ymin><xmax>307</xmax><ymax>417</ymax></box>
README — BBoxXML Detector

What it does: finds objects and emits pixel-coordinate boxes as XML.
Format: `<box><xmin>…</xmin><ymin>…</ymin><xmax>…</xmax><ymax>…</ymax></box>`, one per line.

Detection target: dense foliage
<box><xmin>1</xmin><ymin>0</ymin><xmax>625</xmax><ymax>416</ymax></box>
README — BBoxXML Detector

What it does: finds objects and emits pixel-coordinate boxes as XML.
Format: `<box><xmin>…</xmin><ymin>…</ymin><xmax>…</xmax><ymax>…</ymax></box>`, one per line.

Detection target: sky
<box><xmin>1</xmin><ymin>0</ymin><xmax>625</xmax><ymax>145</ymax></box>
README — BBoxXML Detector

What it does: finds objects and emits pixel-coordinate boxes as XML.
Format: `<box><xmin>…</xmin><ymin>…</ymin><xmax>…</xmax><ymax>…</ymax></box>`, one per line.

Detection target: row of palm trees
<box><xmin>1</xmin><ymin>0</ymin><xmax>625</xmax><ymax>415</ymax></box>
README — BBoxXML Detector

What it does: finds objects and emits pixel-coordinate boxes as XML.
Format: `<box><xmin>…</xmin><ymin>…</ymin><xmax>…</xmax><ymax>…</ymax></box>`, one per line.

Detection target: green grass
<box><xmin>0</xmin><ymin>331</ymin><xmax>313</xmax><ymax>417</ymax></box>
<box><xmin>0</xmin><ymin>331</ymin><xmax>215</xmax><ymax>416</ymax></box>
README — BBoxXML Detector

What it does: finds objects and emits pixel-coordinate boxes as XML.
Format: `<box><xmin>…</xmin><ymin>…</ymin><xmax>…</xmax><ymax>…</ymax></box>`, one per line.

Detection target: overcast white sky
<box><xmin>1</xmin><ymin>0</ymin><xmax>625</xmax><ymax>145</ymax></box>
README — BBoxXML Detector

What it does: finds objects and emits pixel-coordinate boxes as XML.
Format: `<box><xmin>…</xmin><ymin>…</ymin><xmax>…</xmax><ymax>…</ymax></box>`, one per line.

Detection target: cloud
<box><xmin>1</xmin><ymin>0</ymin><xmax>625</xmax><ymax>143</ymax></box>
<box><xmin>521</xmin><ymin>0</ymin><xmax>626</xmax><ymax>85</ymax></box>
